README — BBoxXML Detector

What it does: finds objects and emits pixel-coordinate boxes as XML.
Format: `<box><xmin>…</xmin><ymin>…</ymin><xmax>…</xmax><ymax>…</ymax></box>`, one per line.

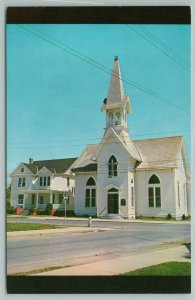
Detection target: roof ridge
<box><xmin>134</xmin><ymin>135</ymin><xmax>183</xmax><ymax>142</ymax></box>
<box><xmin>33</xmin><ymin>157</ymin><xmax>78</xmax><ymax>163</ymax></box>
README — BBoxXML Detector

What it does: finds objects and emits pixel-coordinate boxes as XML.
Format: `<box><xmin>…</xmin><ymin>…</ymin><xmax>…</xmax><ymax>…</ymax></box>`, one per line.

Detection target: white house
<box><xmin>10</xmin><ymin>157</ymin><xmax>77</xmax><ymax>214</ymax></box>
<box><xmin>71</xmin><ymin>56</ymin><xmax>191</xmax><ymax>219</ymax></box>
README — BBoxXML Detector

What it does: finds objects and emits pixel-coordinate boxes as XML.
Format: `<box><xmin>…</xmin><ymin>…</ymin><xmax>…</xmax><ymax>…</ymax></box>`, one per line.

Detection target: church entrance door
<box><xmin>107</xmin><ymin>189</ymin><xmax>119</xmax><ymax>214</ymax></box>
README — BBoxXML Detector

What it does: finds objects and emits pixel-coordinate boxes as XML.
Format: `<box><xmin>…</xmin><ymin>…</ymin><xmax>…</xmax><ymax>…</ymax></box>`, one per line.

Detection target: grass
<box><xmin>7</xmin><ymin>223</ymin><xmax>63</xmax><ymax>232</ymax></box>
<box><xmin>136</xmin><ymin>216</ymin><xmax>191</xmax><ymax>221</ymax></box>
<box><xmin>122</xmin><ymin>261</ymin><xmax>191</xmax><ymax>276</ymax></box>
<box><xmin>136</xmin><ymin>216</ymin><xmax>176</xmax><ymax>221</ymax></box>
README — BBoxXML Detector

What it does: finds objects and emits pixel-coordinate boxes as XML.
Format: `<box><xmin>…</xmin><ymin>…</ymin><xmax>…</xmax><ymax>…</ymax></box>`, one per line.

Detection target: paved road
<box><xmin>7</xmin><ymin>219</ymin><xmax>190</xmax><ymax>274</ymax></box>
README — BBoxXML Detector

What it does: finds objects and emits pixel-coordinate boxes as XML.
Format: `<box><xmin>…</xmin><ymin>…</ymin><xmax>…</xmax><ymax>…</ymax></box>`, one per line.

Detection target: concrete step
<box><xmin>102</xmin><ymin>214</ymin><xmax>122</xmax><ymax>219</ymax></box>
<box><xmin>20</xmin><ymin>209</ymin><xmax>29</xmax><ymax>216</ymax></box>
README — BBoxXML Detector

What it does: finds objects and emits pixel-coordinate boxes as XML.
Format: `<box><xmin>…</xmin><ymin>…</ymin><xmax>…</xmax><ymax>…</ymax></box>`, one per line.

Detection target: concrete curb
<box><xmin>7</xmin><ymin>215</ymin><xmax>191</xmax><ymax>225</ymax></box>
<box><xmin>7</xmin><ymin>226</ymin><xmax>117</xmax><ymax>239</ymax></box>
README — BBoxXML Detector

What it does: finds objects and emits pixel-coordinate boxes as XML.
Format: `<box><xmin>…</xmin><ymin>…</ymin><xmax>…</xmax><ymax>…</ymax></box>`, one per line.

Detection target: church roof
<box><xmin>134</xmin><ymin>136</ymin><xmax>184</xmax><ymax>169</ymax></box>
<box><xmin>71</xmin><ymin>163</ymin><xmax>97</xmax><ymax>173</ymax></box>
<box><xmin>71</xmin><ymin>136</ymin><xmax>187</xmax><ymax>173</ymax></box>
<box><xmin>23</xmin><ymin>158</ymin><xmax>78</xmax><ymax>174</ymax></box>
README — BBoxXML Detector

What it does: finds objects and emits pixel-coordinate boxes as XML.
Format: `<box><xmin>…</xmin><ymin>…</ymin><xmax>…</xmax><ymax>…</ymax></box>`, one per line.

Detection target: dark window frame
<box><xmin>85</xmin><ymin>178</ymin><xmax>96</xmax><ymax>207</ymax></box>
<box><xmin>108</xmin><ymin>155</ymin><xmax>118</xmax><ymax>177</ymax></box>
<box><xmin>148</xmin><ymin>175</ymin><xmax>161</xmax><ymax>208</ymax></box>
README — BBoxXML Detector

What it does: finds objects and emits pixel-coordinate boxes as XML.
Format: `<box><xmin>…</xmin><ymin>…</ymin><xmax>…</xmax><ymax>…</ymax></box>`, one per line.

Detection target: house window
<box><xmin>59</xmin><ymin>194</ymin><xmax>63</xmax><ymax>204</ymax></box>
<box><xmin>52</xmin><ymin>194</ymin><xmax>55</xmax><ymax>204</ymax></box>
<box><xmin>44</xmin><ymin>177</ymin><xmax>47</xmax><ymax>186</ymax></box>
<box><xmin>18</xmin><ymin>177</ymin><xmax>26</xmax><ymax>187</ymax></box>
<box><xmin>66</xmin><ymin>196</ymin><xmax>70</xmax><ymax>205</ymax></box>
<box><xmin>131</xmin><ymin>186</ymin><xmax>134</xmax><ymax>207</ymax></box>
<box><xmin>177</xmin><ymin>181</ymin><xmax>180</xmax><ymax>208</ymax></box>
<box><xmin>40</xmin><ymin>177</ymin><xmax>43</xmax><ymax>186</ymax></box>
<box><xmin>31</xmin><ymin>194</ymin><xmax>35</xmax><ymax>205</ymax></box>
<box><xmin>121</xmin><ymin>199</ymin><xmax>126</xmax><ymax>206</ymax></box>
<box><xmin>21</xmin><ymin>168</ymin><xmax>24</xmax><ymax>173</ymax></box>
<box><xmin>108</xmin><ymin>155</ymin><xmax>118</xmax><ymax>177</ymax></box>
<box><xmin>18</xmin><ymin>194</ymin><xmax>24</xmax><ymax>205</ymax></box>
<box><xmin>131</xmin><ymin>178</ymin><xmax>133</xmax><ymax>184</ymax></box>
<box><xmin>39</xmin><ymin>196</ymin><xmax>44</xmax><ymax>204</ymax></box>
<box><xmin>148</xmin><ymin>175</ymin><xmax>161</xmax><ymax>208</ymax></box>
<box><xmin>39</xmin><ymin>176</ymin><xmax>50</xmax><ymax>187</ymax></box>
<box><xmin>67</xmin><ymin>177</ymin><xmax>70</xmax><ymax>187</ymax></box>
<box><xmin>85</xmin><ymin>177</ymin><xmax>96</xmax><ymax>207</ymax></box>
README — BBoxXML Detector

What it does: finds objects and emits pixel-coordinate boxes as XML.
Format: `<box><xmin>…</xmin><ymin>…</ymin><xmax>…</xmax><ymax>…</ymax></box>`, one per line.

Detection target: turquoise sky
<box><xmin>7</xmin><ymin>24</ymin><xmax>191</xmax><ymax>177</ymax></box>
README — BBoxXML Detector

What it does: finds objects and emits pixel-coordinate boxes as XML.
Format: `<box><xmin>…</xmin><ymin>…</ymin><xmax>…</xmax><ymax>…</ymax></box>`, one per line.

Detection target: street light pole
<box><xmin>64</xmin><ymin>192</ymin><xmax>68</xmax><ymax>226</ymax></box>
<box><xmin>64</xmin><ymin>197</ymin><xmax>66</xmax><ymax>226</ymax></box>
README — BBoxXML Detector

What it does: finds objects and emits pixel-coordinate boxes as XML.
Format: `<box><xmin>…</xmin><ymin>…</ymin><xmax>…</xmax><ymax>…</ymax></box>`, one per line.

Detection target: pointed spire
<box><xmin>101</xmin><ymin>56</ymin><xmax>131</xmax><ymax>113</ymax></box>
<box><xmin>107</xmin><ymin>56</ymin><xmax>125</xmax><ymax>106</ymax></box>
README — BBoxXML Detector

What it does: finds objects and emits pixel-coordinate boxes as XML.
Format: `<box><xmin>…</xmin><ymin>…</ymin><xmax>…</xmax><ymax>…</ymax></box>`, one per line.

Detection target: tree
<box><xmin>6</xmin><ymin>185</ymin><xmax>15</xmax><ymax>214</ymax></box>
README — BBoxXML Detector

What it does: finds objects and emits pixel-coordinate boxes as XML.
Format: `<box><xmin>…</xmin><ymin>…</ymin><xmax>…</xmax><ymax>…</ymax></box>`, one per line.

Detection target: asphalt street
<box><xmin>7</xmin><ymin>218</ymin><xmax>190</xmax><ymax>274</ymax></box>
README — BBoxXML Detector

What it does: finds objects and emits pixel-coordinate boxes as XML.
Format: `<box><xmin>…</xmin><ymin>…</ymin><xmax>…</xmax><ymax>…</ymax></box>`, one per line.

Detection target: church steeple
<box><xmin>101</xmin><ymin>56</ymin><xmax>132</xmax><ymax>133</ymax></box>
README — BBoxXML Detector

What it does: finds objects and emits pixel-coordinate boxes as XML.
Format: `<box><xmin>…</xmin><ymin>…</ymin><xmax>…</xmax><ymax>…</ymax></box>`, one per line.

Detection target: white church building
<box><xmin>71</xmin><ymin>56</ymin><xmax>191</xmax><ymax>219</ymax></box>
<box><xmin>10</xmin><ymin>57</ymin><xmax>190</xmax><ymax>220</ymax></box>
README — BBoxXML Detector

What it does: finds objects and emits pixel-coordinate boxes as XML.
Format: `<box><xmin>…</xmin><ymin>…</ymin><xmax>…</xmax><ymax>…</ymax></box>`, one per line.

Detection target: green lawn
<box><xmin>122</xmin><ymin>262</ymin><xmax>191</xmax><ymax>276</ymax></box>
<box><xmin>7</xmin><ymin>223</ymin><xmax>63</xmax><ymax>232</ymax></box>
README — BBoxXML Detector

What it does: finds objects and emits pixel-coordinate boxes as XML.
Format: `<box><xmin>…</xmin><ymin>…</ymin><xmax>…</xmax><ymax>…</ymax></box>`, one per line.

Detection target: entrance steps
<box><xmin>101</xmin><ymin>214</ymin><xmax>122</xmax><ymax>219</ymax></box>
<box><xmin>20</xmin><ymin>209</ymin><xmax>29</xmax><ymax>216</ymax></box>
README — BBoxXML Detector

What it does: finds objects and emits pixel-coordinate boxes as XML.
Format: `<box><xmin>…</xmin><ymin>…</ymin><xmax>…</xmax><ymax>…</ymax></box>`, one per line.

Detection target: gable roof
<box><xmin>71</xmin><ymin>163</ymin><xmax>97</xmax><ymax>173</ymax></box>
<box><xmin>24</xmin><ymin>158</ymin><xmax>78</xmax><ymax>174</ymax></box>
<box><xmin>134</xmin><ymin>136</ymin><xmax>184</xmax><ymax>169</ymax></box>
<box><xmin>70</xmin><ymin>144</ymin><xmax>98</xmax><ymax>171</ymax></box>
<box><xmin>71</xmin><ymin>136</ymin><xmax>189</xmax><ymax>174</ymax></box>
<box><xmin>92</xmin><ymin>127</ymin><xmax>141</xmax><ymax>162</ymax></box>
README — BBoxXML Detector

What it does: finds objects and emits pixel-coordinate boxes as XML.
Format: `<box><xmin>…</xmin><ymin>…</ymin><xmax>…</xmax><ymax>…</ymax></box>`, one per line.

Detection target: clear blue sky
<box><xmin>7</xmin><ymin>24</ymin><xmax>191</xmax><ymax>178</ymax></box>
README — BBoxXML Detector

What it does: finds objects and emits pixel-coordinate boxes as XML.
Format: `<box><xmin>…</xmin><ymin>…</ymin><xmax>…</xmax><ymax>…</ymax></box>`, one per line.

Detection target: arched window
<box><xmin>148</xmin><ymin>174</ymin><xmax>161</xmax><ymax>208</ymax></box>
<box><xmin>85</xmin><ymin>177</ymin><xmax>96</xmax><ymax>208</ymax></box>
<box><xmin>148</xmin><ymin>174</ymin><xmax>160</xmax><ymax>184</ymax></box>
<box><xmin>86</xmin><ymin>177</ymin><xmax>96</xmax><ymax>186</ymax></box>
<box><xmin>108</xmin><ymin>155</ymin><xmax>118</xmax><ymax>177</ymax></box>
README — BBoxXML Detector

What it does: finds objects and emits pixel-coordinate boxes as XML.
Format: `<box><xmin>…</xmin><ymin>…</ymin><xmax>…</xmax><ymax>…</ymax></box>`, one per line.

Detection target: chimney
<box><xmin>29</xmin><ymin>158</ymin><xmax>33</xmax><ymax>164</ymax></box>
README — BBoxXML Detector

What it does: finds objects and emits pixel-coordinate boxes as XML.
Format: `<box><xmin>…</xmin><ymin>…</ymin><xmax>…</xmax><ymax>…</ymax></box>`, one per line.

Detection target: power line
<box><xmin>7</xmin><ymin>114</ymin><xmax>189</xmax><ymax>143</ymax></box>
<box><xmin>8</xmin><ymin>129</ymin><xmax>190</xmax><ymax>146</ymax></box>
<box><xmin>17</xmin><ymin>24</ymin><xmax>188</xmax><ymax>114</ymax></box>
<box><xmin>126</xmin><ymin>25</ymin><xmax>190</xmax><ymax>72</ymax></box>
<box><xmin>138</xmin><ymin>25</ymin><xmax>190</xmax><ymax>66</ymax></box>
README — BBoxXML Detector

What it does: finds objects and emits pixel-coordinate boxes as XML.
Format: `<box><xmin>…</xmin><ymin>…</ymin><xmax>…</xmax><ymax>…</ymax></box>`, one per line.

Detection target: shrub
<box><xmin>182</xmin><ymin>214</ymin><xmax>186</xmax><ymax>220</ymax></box>
<box><xmin>36</xmin><ymin>209</ymin><xmax>45</xmax><ymax>215</ymax></box>
<box><xmin>54</xmin><ymin>210</ymin><xmax>75</xmax><ymax>217</ymax></box>
<box><xmin>29</xmin><ymin>207</ymin><xmax>35</xmax><ymax>214</ymax></box>
<box><xmin>137</xmin><ymin>215</ymin><xmax>143</xmax><ymax>220</ymax></box>
<box><xmin>167</xmin><ymin>213</ymin><xmax>172</xmax><ymax>220</ymax></box>
<box><xmin>7</xmin><ymin>201</ymin><xmax>16</xmax><ymax>214</ymax></box>
<box><xmin>44</xmin><ymin>203</ymin><xmax>53</xmax><ymax>215</ymax></box>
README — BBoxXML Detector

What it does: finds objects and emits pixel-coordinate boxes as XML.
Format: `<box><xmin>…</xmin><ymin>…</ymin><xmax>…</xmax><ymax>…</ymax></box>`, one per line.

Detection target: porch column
<box><xmin>50</xmin><ymin>193</ymin><xmax>53</xmax><ymax>204</ymax></box>
<box><xmin>36</xmin><ymin>193</ymin><xmax>38</xmax><ymax>209</ymax></box>
<box><xmin>23</xmin><ymin>193</ymin><xmax>26</xmax><ymax>209</ymax></box>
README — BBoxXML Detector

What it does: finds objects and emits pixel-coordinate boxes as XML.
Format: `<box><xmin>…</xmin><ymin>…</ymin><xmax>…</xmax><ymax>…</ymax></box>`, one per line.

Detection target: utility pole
<box><xmin>63</xmin><ymin>191</ymin><xmax>68</xmax><ymax>226</ymax></box>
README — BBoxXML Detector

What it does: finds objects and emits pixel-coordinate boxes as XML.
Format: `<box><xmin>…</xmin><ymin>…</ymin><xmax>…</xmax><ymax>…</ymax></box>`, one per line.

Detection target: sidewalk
<box><xmin>10</xmin><ymin>215</ymin><xmax>191</xmax><ymax>225</ymax></box>
<box><xmin>32</xmin><ymin>243</ymin><xmax>191</xmax><ymax>276</ymax></box>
